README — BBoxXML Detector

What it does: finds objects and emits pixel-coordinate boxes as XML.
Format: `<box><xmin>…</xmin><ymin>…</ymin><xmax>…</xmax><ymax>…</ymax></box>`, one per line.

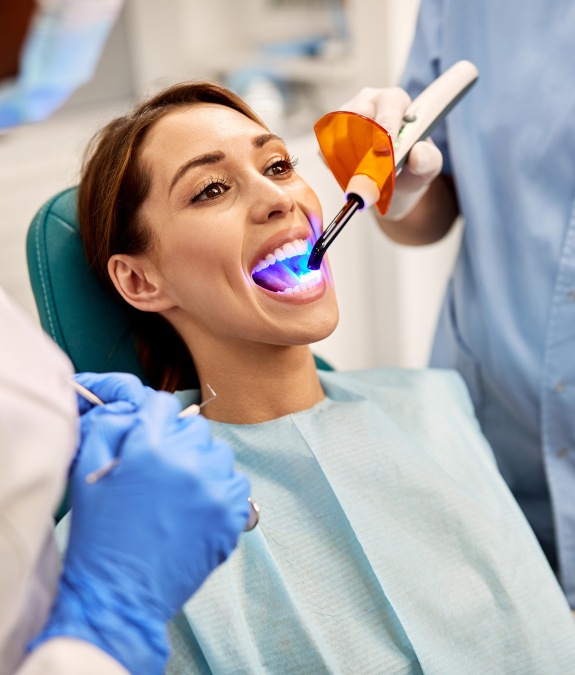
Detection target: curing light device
<box><xmin>307</xmin><ymin>60</ymin><xmax>479</xmax><ymax>271</ymax></box>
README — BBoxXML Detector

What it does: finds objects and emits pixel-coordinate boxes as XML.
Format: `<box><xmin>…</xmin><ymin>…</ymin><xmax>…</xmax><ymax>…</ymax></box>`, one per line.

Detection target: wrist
<box><xmin>30</xmin><ymin>567</ymin><xmax>169</xmax><ymax>674</ymax></box>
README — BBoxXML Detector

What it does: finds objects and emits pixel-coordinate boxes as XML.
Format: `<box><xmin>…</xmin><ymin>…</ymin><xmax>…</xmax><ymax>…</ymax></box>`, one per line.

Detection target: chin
<box><xmin>289</xmin><ymin>308</ymin><xmax>339</xmax><ymax>345</ymax></box>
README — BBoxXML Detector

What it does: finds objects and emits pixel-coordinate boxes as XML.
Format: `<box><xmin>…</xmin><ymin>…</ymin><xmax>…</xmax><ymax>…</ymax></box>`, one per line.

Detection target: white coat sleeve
<box><xmin>15</xmin><ymin>639</ymin><xmax>129</xmax><ymax>675</ymax></box>
<box><xmin>0</xmin><ymin>288</ymin><xmax>76</xmax><ymax>673</ymax></box>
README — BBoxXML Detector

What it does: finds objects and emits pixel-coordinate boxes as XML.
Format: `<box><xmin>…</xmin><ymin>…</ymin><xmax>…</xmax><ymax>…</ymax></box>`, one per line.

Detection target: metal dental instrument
<box><xmin>177</xmin><ymin>383</ymin><xmax>217</xmax><ymax>418</ymax></box>
<box><xmin>307</xmin><ymin>60</ymin><xmax>479</xmax><ymax>271</ymax></box>
<box><xmin>71</xmin><ymin>379</ymin><xmax>105</xmax><ymax>407</ymax></box>
<box><xmin>71</xmin><ymin>379</ymin><xmax>260</xmax><ymax>531</ymax></box>
<box><xmin>81</xmin><ymin>386</ymin><xmax>217</xmax><ymax>484</ymax></box>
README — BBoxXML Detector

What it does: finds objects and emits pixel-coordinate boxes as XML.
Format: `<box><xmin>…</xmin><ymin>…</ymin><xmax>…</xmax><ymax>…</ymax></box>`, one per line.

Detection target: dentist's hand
<box><xmin>67</xmin><ymin>371</ymin><xmax>152</xmax><ymax>477</ymax></box>
<box><xmin>339</xmin><ymin>86</ymin><xmax>443</xmax><ymax>220</ymax></box>
<box><xmin>73</xmin><ymin>371</ymin><xmax>150</xmax><ymax>415</ymax></box>
<box><xmin>31</xmin><ymin>386</ymin><xmax>250</xmax><ymax>674</ymax></box>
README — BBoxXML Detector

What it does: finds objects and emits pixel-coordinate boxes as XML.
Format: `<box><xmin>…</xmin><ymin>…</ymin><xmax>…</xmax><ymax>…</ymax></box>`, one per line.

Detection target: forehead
<box><xmin>142</xmin><ymin>103</ymin><xmax>268</xmax><ymax>166</ymax></box>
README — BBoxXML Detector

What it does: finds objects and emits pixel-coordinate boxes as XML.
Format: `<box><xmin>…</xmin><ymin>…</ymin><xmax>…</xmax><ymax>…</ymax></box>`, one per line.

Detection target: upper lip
<box><xmin>249</xmin><ymin>226</ymin><xmax>315</xmax><ymax>274</ymax></box>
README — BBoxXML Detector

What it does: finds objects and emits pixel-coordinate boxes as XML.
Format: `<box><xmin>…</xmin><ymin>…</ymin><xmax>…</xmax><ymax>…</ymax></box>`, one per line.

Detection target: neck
<box><xmin>189</xmin><ymin>340</ymin><xmax>325</xmax><ymax>424</ymax></box>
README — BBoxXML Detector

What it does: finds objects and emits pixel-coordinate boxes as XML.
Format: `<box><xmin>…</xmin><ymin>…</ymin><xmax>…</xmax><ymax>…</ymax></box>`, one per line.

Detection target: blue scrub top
<box><xmin>401</xmin><ymin>0</ymin><xmax>575</xmax><ymax>605</ymax></box>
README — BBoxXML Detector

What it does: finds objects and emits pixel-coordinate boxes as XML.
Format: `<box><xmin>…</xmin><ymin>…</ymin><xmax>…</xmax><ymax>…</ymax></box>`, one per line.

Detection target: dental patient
<box><xmin>76</xmin><ymin>81</ymin><xmax>575</xmax><ymax>673</ymax></box>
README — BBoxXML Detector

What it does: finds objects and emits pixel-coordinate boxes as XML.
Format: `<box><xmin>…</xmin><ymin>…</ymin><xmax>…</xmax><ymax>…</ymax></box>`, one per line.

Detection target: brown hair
<box><xmin>78</xmin><ymin>81</ymin><xmax>266</xmax><ymax>392</ymax></box>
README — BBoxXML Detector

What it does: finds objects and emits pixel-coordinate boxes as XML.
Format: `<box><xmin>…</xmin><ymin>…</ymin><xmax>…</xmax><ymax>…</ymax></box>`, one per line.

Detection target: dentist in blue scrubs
<box><xmin>342</xmin><ymin>0</ymin><xmax>575</xmax><ymax>610</ymax></box>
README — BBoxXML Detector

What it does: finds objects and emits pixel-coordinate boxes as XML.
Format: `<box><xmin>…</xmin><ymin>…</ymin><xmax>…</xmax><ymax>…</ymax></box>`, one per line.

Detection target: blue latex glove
<box><xmin>32</xmin><ymin>384</ymin><xmax>250</xmax><ymax>673</ymax></box>
<box><xmin>66</xmin><ymin>371</ymin><xmax>151</xmax><ymax>478</ymax></box>
<box><xmin>73</xmin><ymin>371</ymin><xmax>150</xmax><ymax>415</ymax></box>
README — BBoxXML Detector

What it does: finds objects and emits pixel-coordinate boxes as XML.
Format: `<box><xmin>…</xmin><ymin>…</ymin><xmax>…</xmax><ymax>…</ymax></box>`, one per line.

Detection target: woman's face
<box><xmin>129</xmin><ymin>103</ymin><xmax>339</xmax><ymax>349</ymax></box>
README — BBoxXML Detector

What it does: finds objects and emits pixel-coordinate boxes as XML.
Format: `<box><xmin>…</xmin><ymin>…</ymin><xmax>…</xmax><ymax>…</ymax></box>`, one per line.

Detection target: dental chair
<box><xmin>27</xmin><ymin>187</ymin><xmax>151</xmax><ymax>384</ymax></box>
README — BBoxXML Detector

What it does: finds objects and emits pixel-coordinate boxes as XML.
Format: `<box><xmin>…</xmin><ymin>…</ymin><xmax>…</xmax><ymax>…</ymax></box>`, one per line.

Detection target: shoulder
<box><xmin>326</xmin><ymin>367</ymin><xmax>477</xmax><ymax>421</ymax></box>
<box><xmin>335</xmin><ymin>366</ymin><xmax>471</xmax><ymax>400</ymax></box>
<box><xmin>328</xmin><ymin>367</ymin><xmax>495</xmax><ymax>465</ymax></box>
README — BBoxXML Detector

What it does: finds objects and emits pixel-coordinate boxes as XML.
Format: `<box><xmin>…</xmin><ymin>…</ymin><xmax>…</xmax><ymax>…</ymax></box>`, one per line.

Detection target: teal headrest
<box><xmin>26</xmin><ymin>187</ymin><xmax>150</xmax><ymax>382</ymax></box>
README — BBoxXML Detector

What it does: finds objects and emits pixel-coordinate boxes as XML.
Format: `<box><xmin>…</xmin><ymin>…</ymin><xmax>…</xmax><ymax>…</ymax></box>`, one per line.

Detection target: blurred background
<box><xmin>0</xmin><ymin>0</ymin><xmax>462</xmax><ymax>372</ymax></box>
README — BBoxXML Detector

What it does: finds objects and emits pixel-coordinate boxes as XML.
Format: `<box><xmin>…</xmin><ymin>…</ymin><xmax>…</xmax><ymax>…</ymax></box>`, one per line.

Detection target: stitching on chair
<box><xmin>34</xmin><ymin>201</ymin><xmax>57</xmax><ymax>340</ymax></box>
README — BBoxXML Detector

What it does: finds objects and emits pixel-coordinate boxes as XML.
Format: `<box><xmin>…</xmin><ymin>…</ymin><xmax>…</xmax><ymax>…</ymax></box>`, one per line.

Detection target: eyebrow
<box><xmin>168</xmin><ymin>133</ymin><xmax>284</xmax><ymax>195</ymax></box>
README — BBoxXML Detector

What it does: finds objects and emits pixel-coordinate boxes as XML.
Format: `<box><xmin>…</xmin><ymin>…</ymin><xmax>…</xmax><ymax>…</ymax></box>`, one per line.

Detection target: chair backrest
<box><xmin>27</xmin><ymin>187</ymin><xmax>332</xmax><ymax>381</ymax></box>
<box><xmin>27</xmin><ymin>187</ymin><xmax>151</xmax><ymax>382</ymax></box>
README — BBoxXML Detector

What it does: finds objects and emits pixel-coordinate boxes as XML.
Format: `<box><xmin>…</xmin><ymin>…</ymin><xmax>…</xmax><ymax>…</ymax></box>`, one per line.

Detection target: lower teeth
<box><xmin>279</xmin><ymin>278</ymin><xmax>321</xmax><ymax>294</ymax></box>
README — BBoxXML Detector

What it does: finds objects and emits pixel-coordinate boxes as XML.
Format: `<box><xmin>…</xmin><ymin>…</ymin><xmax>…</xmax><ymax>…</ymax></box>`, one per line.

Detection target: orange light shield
<box><xmin>313</xmin><ymin>111</ymin><xmax>396</xmax><ymax>215</ymax></box>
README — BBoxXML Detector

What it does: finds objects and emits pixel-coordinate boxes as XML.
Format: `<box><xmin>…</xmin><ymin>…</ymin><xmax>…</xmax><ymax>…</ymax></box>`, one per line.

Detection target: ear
<box><xmin>108</xmin><ymin>254</ymin><xmax>175</xmax><ymax>312</ymax></box>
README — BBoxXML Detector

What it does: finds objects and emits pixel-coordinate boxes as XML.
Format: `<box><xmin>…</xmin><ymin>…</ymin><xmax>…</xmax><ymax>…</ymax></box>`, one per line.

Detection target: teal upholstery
<box><xmin>27</xmin><ymin>187</ymin><xmax>149</xmax><ymax>382</ymax></box>
<box><xmin>26</xmin><ymin>187</ymin><xmax>333</xmax><ymax>380</ymax></box>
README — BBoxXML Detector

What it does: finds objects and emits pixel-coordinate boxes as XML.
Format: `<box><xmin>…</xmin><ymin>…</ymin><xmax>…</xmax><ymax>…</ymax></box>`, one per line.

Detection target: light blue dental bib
<box><xmin>168</xmin><ymin>368</ymin><xmax>575</xmax><ymax>674</ymax></box>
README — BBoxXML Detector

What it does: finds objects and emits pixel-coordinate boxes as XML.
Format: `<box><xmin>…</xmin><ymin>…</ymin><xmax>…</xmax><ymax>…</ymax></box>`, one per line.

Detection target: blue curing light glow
<box><xmin>294</xmin><ymin>269</ymin><xmax>322</xmax><ymax>284</ymax></box>
<box><xmin>292</xmin><ymin>243</ymin><xmax>322</xmax><ymax>283</ymax></box>
<box><xmin>251</xmin><ymin>240</ymin><xmax>323</xmax><ymax>292</ymax></box>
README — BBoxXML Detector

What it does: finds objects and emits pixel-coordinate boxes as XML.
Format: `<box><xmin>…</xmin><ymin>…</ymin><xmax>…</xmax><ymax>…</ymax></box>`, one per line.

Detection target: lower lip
<box><xmin>255</xmin><ymin>276</ymin><xmax>327</xmax><ymax>303</ymax></box>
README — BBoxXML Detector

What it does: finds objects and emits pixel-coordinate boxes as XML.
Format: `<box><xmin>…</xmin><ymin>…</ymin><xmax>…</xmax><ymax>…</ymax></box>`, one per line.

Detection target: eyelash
<box><xmin>265</xmin><ymin>153</ymin><xmax>299</xmax><ymax>176</ymax></box>
<box><xmin>190</xmin><ymin>175</ymin><xmax>230</xmax><ymax>203</ymax></box>
<box><xmin>189</xmin><ymin>154</ymin><xmax>299</xmax><ymax>204</ymax></box>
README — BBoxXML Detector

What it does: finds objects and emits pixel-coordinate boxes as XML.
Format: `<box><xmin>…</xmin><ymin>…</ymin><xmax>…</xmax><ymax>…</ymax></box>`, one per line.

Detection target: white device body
<box><xmin>394</xmin><ymin>59</ymin><xmax>479</xmax><ymax>169</ymax></box>
<box><xmin>346</xmin><ymin>60</ymin><xmax>479</xmax><ymax>209</ymax></box>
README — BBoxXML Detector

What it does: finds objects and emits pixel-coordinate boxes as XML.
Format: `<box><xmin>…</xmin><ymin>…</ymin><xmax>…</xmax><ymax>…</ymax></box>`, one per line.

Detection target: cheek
<box><xmin>150</xmin><ymin>228</ymin><xmax>207</xmax><ymax>295</ymax></box>
<box><xmin>296</xmin><ymin>184</ymin><xmax>323</xmax><ymax>235</ymax></box>
<box><xmin>155</xmin><ymin>224</ymin><xmax>243</xmax><ymax>298</ymax></box>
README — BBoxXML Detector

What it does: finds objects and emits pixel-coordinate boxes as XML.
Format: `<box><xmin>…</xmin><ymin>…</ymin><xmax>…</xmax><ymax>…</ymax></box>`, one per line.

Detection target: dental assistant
<box><xmin>0</xmin><ymin>0</ymin><xmax>123</xmax><ymax>130</ymax></box>
<box><xmin>0</xmin><ymin>287</ymin><xmax>250</xmax><ymax>674</ymax></box>
<box><xmin>341</xmin><ymin>0</ymin><xmax>575</xmax><ymax>608</ymax></box>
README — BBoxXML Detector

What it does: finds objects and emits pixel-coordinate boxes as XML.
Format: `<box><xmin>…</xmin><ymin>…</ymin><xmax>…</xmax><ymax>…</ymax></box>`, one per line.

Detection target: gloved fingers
<box><xmin>403</xmin><ymin>138</ymin><xmax>443</xmax><ymax>179</ymax></box>
<box><xmin>159</xmin><ymin>422</ymin><xmax>237</xmax><ymax>480</ymax></box>
<box><xmin>385</xmin><ymin>140</ymin><xmax>443</xmax><ymax>220</ymax></box>
<box><xmin>207</xmin><ymin>473</ymin><xmax>252</xmax><ymax>559</ymax></box>
<box><xmin>224</xmin><ymin>471</ymin><xmax>252</xmax><ymax>528</ymax></box>
<box><xmin>120</xmin><ymin>391</ymin><xmax>195</xmax><ymax>461</ymax></box>
<box><xmin>143</xmin><ymin>385</ymin><xmax>159</xmax><ymax>398</ymax></box>
<box><xmin>196</xmin><ymin>437</ymin><xmax>238</xmax><ymax>479</ymax></box>
<box><xmin>73</xmin><ymin>395</ymin><xmax>142</xmax><ymax>475</ymax></box>
<box><xmin>74</xmin><ymin>372</ymin><xmax>146</xmax><ymax>415</ymax></box>
<box><xmin>79</xmin><ymin>399</ymin><xmax>139</xmax><ymax>431</ymax></box>
<box><xmin>73</xmin><ymin>406</ymin><xmax>139</xmax><ymax>480</ymax></box>
<box><xmin>339</xmin><ymin>86</ymin><xmax>412</xmax><ymax>143</ymax></box>
<box><xmin>394</xmin><ymin>139</ymin><xmax>443</xmax><ymax>192</ymax></box>
<box><xmin>179</xmin><ymin>471</ymin><xmax>251</xmax><ymax>568</ymax></box>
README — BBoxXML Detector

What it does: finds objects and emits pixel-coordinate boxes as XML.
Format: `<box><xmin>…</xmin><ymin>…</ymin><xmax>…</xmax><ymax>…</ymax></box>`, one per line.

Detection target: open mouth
<box><xmin>251</xmin><ymin>238</ymin><xmax>322</xmax><ymax>294</ymax></box>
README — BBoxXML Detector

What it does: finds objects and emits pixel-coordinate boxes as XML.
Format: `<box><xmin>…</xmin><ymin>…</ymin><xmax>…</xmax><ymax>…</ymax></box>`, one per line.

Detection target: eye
<box><xmin>191</xmin><ymin>177</ymin><xmax>230</xmax><ymax>203</ymax></box>
<box><xmin>265</xmin><ymin>154</ymin><xmax>299</xmax><ymax>177</ymax></box>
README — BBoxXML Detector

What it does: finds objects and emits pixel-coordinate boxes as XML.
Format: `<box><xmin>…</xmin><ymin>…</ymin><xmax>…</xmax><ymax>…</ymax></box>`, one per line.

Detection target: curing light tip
<box><xmin>307</xmin><ymin>195</ymin><xmax>362</xmax><ymax>271</ymax></box>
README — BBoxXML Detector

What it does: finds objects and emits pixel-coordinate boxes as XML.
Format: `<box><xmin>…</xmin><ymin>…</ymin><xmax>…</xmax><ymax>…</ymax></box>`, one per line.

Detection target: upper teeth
<box><xmin>253</xmin><ymin>238</ymin><xmax>309</xmax><ymax>273</ymax></box>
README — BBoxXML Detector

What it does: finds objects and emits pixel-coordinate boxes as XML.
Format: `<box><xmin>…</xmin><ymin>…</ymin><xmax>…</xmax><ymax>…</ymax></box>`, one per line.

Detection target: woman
<box><xmin>77</xmin><ymin>81</ymin><xmax>575</xmax><ymax>674</ymax></box>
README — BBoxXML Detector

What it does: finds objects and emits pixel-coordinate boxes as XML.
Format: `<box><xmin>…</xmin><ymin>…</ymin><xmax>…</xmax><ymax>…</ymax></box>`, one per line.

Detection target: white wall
<box><xmin>276</xmin><ymin>0</ymin><xmax>462</xmax><ymax>370</ymax></box>
<box><xmin>1</xmin><ymin>0</ymin><xmax>461</xmax><ymax>372</ymax></box>
<box><xmin>122</xmin><ymin>0</ymin><xmax>462</xmax><ymax>371</ymax></box>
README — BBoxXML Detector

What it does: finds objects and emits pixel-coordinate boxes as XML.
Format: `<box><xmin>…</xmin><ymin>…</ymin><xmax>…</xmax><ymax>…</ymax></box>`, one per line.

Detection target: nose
<box><xmin>249</xmin><ymin>174</ymin><xmax>295</xmax><ymax>224</ymax></box>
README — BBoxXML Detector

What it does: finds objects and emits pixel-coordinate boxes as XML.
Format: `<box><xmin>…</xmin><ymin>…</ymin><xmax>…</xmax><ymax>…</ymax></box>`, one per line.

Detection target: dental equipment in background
<box><xmin>307</xmin><ymin>60</ymin><xmax>479</xmax><ymax>271</ymax></box>
<box><xmin>70</xmin><ymin>379</ymin><xmax>260</xmax><ymax>531</ymax></box>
